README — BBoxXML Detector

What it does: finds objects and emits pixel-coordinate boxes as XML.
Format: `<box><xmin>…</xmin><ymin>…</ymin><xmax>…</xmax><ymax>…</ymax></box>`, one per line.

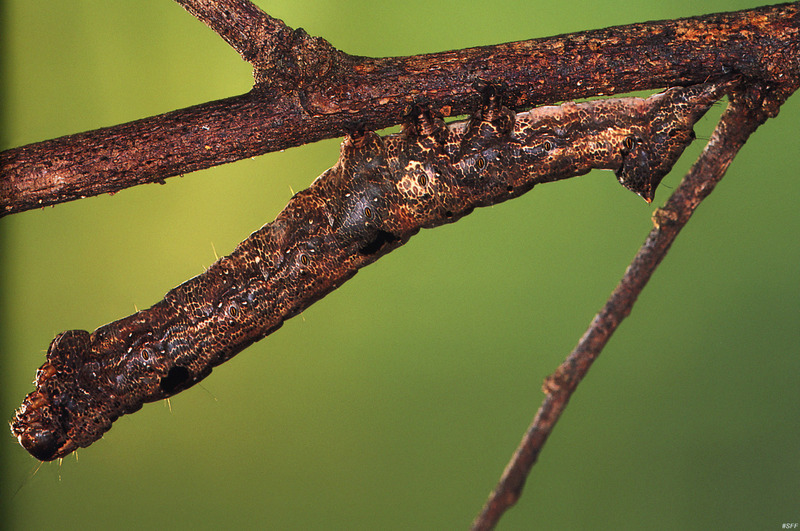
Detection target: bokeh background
<box><xmin>1</xmin><ymin>1</ymin><xmax>798</xmax><ymax>529</ymax></box>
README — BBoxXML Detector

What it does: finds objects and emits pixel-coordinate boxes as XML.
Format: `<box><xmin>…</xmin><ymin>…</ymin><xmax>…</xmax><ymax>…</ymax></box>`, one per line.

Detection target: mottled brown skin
<box><xmin>11</xmin><ymin>81</ymin><xmax>729</xmax><ymax>461</ymax></box>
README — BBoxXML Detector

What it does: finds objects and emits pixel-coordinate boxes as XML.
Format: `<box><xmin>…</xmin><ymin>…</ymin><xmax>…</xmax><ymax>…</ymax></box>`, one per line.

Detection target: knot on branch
<box><xmin>652</xmin><ymin>207</ymin><xmax>680</xmax><ymax>230</ymax></box>
<box><xmin>253</xmin><ymin>27</ymin><xmax>350</xmax><ymax>92</ymax></box>
<box><xmin>543</xmin><ymin>361</ymin><xmax>578</xmax><ymax>395</ymax></box>
<box><xmin>737</xmin><ymin>78</ymin><xmax>800</xmax><ymax>123</ymax></box>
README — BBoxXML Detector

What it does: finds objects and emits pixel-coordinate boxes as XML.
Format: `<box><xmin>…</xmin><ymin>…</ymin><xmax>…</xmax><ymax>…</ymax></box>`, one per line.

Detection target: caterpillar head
<box><xmin>11</xmin><ymin>330</ymin><xmax>105</xmax><ymax>460</ymax></box>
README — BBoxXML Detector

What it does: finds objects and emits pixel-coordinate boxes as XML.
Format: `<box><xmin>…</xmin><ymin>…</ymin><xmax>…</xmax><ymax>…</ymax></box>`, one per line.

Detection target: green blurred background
<box><xmin>1</xmin><ymin>1</ymin><xmax>798</xmax><ymax>529</ymax></box>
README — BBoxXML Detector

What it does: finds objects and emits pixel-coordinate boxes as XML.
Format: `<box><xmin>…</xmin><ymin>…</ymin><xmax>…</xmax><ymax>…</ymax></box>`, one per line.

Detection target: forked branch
<box><xmin>2</xmin><ymin>2</ymin><xmax>799</xmax><ymax>529</ymax></box>
<box><xmin>470</xmin><ymin>82</ymin><xmax>791</xmax><ymax>530</ymax></box>
<box><xmin>174</xmin><ymin>0</ymin><xmax>289</xmax><ymax>63</ymax></box>
<box><xmin>1</xmin><ymin>2</ymin><xmax>797</xmax><ymax>216</ymax></box>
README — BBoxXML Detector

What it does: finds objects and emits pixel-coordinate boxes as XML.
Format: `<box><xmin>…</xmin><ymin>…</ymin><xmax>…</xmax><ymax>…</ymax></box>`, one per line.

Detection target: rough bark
<box><xmin>470</xmin><ymin>80</ymin><xmax>791</xmax><ymax>530</ymax></box>
<box><xmin>1</xmin><ymin>3</ymin><xmax>798</xmax><ymax>216</ymax></box>
<box><xmin>2</xmin><ymin>2</ymin><xmax>798</xmax><ymax>528</ymax></box>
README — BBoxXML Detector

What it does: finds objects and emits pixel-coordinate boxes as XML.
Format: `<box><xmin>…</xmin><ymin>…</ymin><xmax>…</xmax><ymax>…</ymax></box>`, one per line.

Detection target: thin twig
<box><xmin>1</xmin><ymin>3</ymin><xmax>797</xmax><ymax>217</ymax></box>
<box><xmin>174</xmin><ymin>0</ymin><xmax>287</xmax><ymax>63</ymax></box>
<box><xmin>470</xmin><ymin>82</ymin><xmax>790</xmax><ymax>530</ymax></box>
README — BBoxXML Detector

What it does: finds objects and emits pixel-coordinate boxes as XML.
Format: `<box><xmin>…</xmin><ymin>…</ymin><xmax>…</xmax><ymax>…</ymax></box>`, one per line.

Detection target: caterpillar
<box><xmin>11</xmin><ymin>80</ymin><xmax>730</xmax><ymax>461</ymax></box>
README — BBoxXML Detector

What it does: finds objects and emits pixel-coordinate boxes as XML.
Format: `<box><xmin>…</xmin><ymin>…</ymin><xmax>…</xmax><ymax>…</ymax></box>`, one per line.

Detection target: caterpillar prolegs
<box><xmin>11</xmin><ymin>81</ymin><xmax>731</xmax><ymax>461</ymax></box>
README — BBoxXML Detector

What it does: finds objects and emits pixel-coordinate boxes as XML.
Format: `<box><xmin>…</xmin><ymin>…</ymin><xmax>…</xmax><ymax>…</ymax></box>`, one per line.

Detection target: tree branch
<box><xmin>174</xmin><ymin>0</ymin><xmax>288</xmax><ymax>63</ymax></box>
<box><xmin>1</xmin><ymin>3</ymin><xmax>797</xmax><ymax>217</ymax></box>
<box><xmin>470</xmin><ymin>80</ymin><xmax>791</xmax><ymax>530</ymax></box>
<box><xmin>3</xmin><ymin>4</ymin><xmax>798</xmax><ymax>527</ymax></box>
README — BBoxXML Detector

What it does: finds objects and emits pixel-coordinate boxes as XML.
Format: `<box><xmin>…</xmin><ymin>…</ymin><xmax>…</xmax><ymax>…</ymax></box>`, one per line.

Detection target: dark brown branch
<box><xmin>174</xmin><ymin>0</ymin><xmax>345</xmax><ymax>87</ymax></box>
<box><xmin>1</xmin><ymin>3</ymin><xmax>798</xmax><ymax>217</ymax></box>
<box><xmin>174</xmin><ymin>0</ymin><xmax>292</xmax><ymax>65</ymax></box>
<box><xmin>469</xmin><ymin>80</ymin><xmax>793</xmax><ymax>530</ymax></box>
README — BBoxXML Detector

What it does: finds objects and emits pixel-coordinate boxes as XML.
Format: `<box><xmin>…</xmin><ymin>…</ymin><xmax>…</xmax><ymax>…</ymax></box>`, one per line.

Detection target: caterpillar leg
<box><xmin>457</xmin><ymin>81</ymin><xmax>516</xmax><ymax>160</ymax></box>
